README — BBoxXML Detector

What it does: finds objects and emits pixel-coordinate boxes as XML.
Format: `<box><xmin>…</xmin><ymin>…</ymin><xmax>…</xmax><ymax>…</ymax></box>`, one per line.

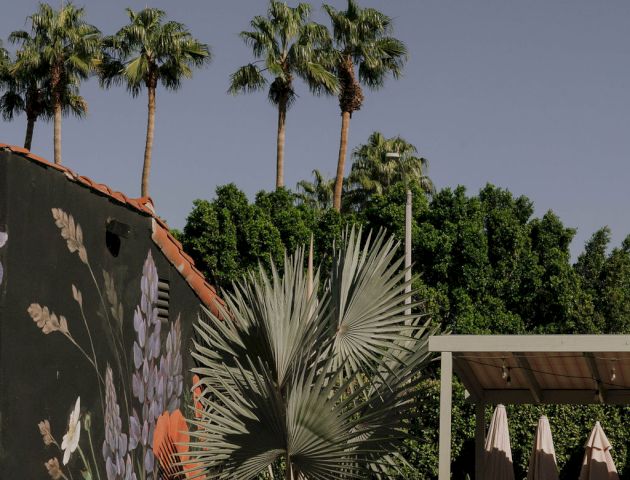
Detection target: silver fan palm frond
<box><xmin>189</xmin><ymin>226</ymin><xmax>438</xmax><ymax>479</ymax></box>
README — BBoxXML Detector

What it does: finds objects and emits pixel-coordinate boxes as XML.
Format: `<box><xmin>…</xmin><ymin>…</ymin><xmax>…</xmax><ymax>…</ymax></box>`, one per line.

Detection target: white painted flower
<box><xmin>61</xmin><ymin>397</ymin><xmax>81</xmax><ymax>464</ymax></box>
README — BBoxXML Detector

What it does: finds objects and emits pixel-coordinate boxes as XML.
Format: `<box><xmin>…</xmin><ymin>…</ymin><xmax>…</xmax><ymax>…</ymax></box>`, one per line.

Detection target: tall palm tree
<box><xmin>11</xmin><ymin>3</ymin><xmax>100</xmax><ymax>164</ymax></box>
<box><xmin>187</xmin><ymin>228</ymin><xmax>436</xmax><ymax>479</ymax></box>
<box><xmin>295</xmin><ymin>168</ymin><xmax>335</xmax><ymax>209</ymax></box>
<box><xmin>0</xmin><ymin>41</ymin><xmax>8</xmax><ymax>81</ymax></box>
<box><xmin>1</xmin><ymin>31</ymin><xmax>87</xmax><ymax>150</ymax></box>
<box><xmin>347</xmin><ymin>131</ymin><xmax>434</xmax><ymax>208</ymax></box>
<box><xmin>101</xmin><ymin>8</ymin><xmax>211</xmax><ymax>197</ymax></box>
<box><xmin>323</xmin><ymin>0</ymin><xmax>407</xmax><ymax>211</ymax></box>
<box><xmin>230</xmin><ymin>0</ymin><xmax>338</xmax><ymax>189</ymax></box>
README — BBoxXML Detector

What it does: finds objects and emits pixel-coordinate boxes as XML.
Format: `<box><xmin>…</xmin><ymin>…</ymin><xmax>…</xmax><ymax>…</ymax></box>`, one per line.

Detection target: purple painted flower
<box><xmin>128</xmin><ymin>251</ymin><xmax>161</xmax><ymax>474</ymax></box>
<box><xmin>102</xmin><ymin>366</ymin><xmax>136</xmax><ymax>480</ymax></box>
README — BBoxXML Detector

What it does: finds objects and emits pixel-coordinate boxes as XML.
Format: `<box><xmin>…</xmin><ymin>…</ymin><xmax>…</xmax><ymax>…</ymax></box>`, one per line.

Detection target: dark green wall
<box><xmin>0</xmin><ymin>151</ymin><xmax>204</xmax><ymax>479</ymax></box>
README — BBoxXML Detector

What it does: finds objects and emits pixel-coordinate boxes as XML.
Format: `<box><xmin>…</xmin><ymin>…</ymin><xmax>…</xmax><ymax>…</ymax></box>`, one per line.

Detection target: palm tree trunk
<box><xmin>53</xmin><ymin>101</ymin><xmax>62</xmax><ymax>164</ymax></box>
<box><xmin>141</xmin><ymin>85</ymin><xmax>156</xmax><ymax>198</ymax></box>
<box><xmin>51</xmin><ymin>65</ymin><xmax>63</xmax><ymax>165</ymax></box>
<box><xmin>24</xmin><ymin>116</ymin><xmax>35</xmax><ymax>150</ymax></box>
<box><xmin>333</xmin><ymin>110</ymin><xmax>351</xmax><ymax>211</ymax></box>
<box><xmin>276</xmin><ymin>101</ymin><xmax>287</xmax><ymax>189</ymax></box>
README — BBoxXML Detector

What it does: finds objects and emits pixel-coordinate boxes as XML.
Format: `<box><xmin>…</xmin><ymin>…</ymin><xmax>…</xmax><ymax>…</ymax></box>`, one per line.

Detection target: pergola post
<box><xmin>475</xmin><ymin>402</ymin><xmax>486</xmax><ymax>479</ymax></box>
<box><xmin>439</xmin><ymin>351</ymin><xmax>453</xmax><ymax>480</ymax></box>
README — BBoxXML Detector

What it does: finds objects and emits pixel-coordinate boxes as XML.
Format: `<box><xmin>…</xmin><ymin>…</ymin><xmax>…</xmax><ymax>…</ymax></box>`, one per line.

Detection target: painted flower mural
<box><xmin>61</xmin><ymin>397</ymin><xmax>81</xmax><ymax>465</ymax></box>
<box><xmin>29</xmin><ymin>209</ymin><xmax>194</xmax><ymax>480</ymax></box>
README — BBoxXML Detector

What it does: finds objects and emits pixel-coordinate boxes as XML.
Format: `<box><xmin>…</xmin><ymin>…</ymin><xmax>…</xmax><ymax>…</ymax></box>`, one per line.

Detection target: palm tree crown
<box><xmin>2</xmin><ymin>30</ymin><xmax>87</xmax><ymax>151</ymax></box>
<box><xmin>230</xmin><ymin>0</ymin><xmax>338</xmax><ymax>189</ymax></box>
<box><xmin>348</xmin><ymin>131</ymin><xmax>434</xmax><ymax>208</ymax></box>
<box><xmin>188</xmin><ymin>228</ymin><xmax>436</xmax><ymax>479</ymax></box>
<box><xmin>101</xmin><ymin>7</ymin><xmax>211</xmax><ymax>197</ymax></box>
<box><xmin>295</xmin><ymin>168</ymin><xmax>335</xmax><ymax>210</ymax></box>
<box><xmin>323</xmin><ymin>0</ymin><xmax>407</xmax><ymax>211</ymax></box>
<box><xmin>11</xmin><ymin>3</ymin><xmax>100</xmax><ymax>163</ymax></box>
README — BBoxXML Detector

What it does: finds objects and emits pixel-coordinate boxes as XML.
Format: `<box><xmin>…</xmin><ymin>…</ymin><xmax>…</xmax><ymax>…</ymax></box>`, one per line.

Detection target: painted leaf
<box><xmin>51</xmin><ymin>208</ymin><xmax>88</xmax><ymax>264</ymax></box>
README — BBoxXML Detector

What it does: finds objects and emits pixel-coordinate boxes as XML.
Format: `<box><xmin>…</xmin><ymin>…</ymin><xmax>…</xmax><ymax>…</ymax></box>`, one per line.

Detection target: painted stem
<box><xmin>86</xmin><ymin>420</ymin><xmax>102</xmax><ymax>480</ymax></box>
<box><xmin>77</xmin><ymin>445</ymin><xmax>93</xmax><ymax>480</ymax></box>
<box><xmin>78</xmin><ymin>300</ymin><xmax>104</xmax><ymax>415</ymax></box>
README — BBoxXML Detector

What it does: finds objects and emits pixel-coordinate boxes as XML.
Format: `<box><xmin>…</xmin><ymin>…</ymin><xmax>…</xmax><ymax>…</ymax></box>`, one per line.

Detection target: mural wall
<box><xmin>0</xmin><ymin>151</ymin><xmax>203</xmax><ymax>479</ymax></box>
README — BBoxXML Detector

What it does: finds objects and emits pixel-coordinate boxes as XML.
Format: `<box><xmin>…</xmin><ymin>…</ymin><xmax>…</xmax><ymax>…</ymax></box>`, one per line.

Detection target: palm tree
<box><xmin>0</xmin><ymin>41</ymin><xmax>8</xmax><ymax>80</ymax></box>
<box><xmin>347</xmin><ymin>131</ymin><xmax>434</xmax><ymax>208</ymax></box>
<box><xmin>11</xmin><ymin>3</ymin><xmax>100</xmax><ymax>164</ymax></box>
<box><xmin>101</xmin><ymin>8</ymin><xmax>211</xmax><ymax>198</ymax></box>
<box><xmin>187</xmin><ymin>228</ymin><xmax>436</xmax><ymax>479</ymax></box>
<box><xmin>1</xmin><ymin>31</ymin><xmax>87</xmax><ymax>151</ymax></box>
<box><xmin>229</xmin><ymin>0</ymin><xmax>338</xmax><ymax>189</ymax></box>
<box><xmin>323</xmin><ymin>0</ymin><xmax>407</xmax><ymax>211</ymax></box>
<box><xmin>295</xmin><ymin>168</ymin><xmax>335</xmax><ymax>209</ymax></box>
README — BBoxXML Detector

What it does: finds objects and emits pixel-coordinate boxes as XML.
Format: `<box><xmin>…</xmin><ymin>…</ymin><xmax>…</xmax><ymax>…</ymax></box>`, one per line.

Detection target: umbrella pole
<box><xmin>439</xmin><ymin>352</ymin><xmax>453</xmax><ymax>480</ymax></box>
<box><xmin>475</xmin><ymin>403</ymin><xmax>486</xmax><ymax>479</ymax></box>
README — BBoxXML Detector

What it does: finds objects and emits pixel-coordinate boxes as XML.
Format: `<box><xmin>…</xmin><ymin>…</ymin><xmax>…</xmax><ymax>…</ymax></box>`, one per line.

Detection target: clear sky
<box><xmin>1</xmin><ymin>0</ymin><xmax>629</xmax><ymax>259</ymax></box>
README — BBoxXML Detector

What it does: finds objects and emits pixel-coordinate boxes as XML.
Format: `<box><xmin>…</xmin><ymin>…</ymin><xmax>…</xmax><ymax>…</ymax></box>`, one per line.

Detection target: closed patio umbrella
<box><xmin>527</xmin><ymin>415</ymin><xmax>559</xmax><ymax>480</ymax></box>
<box><xmin>579</xmin><ymin>421</ymin><xmax>619</xmax><ymax>480</ymax></box>
<box><xmin>482</xmin><ymin>404</ymin><xmax>515</xmax><ymax>480</ymax></box>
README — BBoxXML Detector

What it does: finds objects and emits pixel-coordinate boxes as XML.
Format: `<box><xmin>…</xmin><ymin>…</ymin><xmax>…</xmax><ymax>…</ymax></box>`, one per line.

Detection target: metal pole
<box><xmin>405</xmin><ymin>188</ymin><xmax>412</xmax><ymax>316</ymax></box>
<box><xmin>439</xmin><ymin>352</ymin><xmax>453</xmax><ymax>480</ymax></box>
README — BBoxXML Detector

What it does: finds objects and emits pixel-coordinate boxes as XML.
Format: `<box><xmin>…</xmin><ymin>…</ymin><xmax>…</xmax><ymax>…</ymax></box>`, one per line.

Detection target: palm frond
<box><xmin>189</xmin><ymin>227</ymin><xmax>437</xmax><ymax>478</ymax></box>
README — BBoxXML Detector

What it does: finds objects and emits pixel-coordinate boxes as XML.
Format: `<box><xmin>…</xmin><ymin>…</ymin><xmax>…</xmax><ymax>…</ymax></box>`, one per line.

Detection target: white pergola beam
<box><xmin>429</xmin><ymin>334</ymin><xmax>630</xmax><ymax>353</ymax></box>
<box><xmin>438</xmin><ymin>352</ymin><xmax>452</xmax><ymax>480</ymax></box>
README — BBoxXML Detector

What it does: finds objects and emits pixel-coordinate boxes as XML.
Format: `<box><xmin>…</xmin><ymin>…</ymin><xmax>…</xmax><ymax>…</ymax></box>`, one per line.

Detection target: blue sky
<box><xmin>1</xmin><ymin>0</ymin><xmax>629</xmax><ymax>259</ymax></box>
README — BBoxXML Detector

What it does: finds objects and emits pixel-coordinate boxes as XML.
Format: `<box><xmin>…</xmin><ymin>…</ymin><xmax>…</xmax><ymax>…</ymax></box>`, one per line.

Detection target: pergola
<box><xmin>429</xmin><ymin>335</ymin><xmax>630</xmax><ymax>479</ymax></box>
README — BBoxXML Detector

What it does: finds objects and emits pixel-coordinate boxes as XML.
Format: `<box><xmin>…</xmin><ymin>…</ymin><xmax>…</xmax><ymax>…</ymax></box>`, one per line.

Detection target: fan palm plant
<box><xmin>11</xmin><ymin>3</ymin><xmax>100</xmax><ymax>164</ymax></box>
<box><xmin>347</xmin><ymin>131</ymin><xmax>434</xmax><ymax>209</ymax></box>
<box><xmin>1</xmin><ymin>30</ymin><xmax>87</xmax><ymax>151</ymax></box>
<box><xmin>101</xmin><ymin>8</ymin><xmax>211</xmax><ymax>197</ymax></box>
<box><xmin>186</xmin><ymin>227</ymin><xmax>437</xmax><ymax>479</ymax></box>
<box><xmin>323</xmin><ymin>0</ymin><xmax>407</xmax><ymax>212</ymax></box>
<box><xmin>295</xmin><ymin>168</ymin><xmax>335</xmax><ymax>209</ymax></box>
<box><xmin>230</xmin><ymin>0</ymin><xmax>338</xmax><ymax>189</ymax></box>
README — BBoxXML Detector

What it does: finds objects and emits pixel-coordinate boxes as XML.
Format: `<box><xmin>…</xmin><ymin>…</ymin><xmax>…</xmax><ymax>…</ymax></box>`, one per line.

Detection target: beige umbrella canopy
<box><xmin>527</xmin><ymin>415</ymin><xmax>559</xmax><ymax>480</ymax></box>
<box><xmin>482</xmin><ymin>404</ymin><xmax>515</xmax><ymax>480</ymax></box>
<box><xmin>579</xmin><ymin>421</ymin><xmax>619</xmax><ymax>480</ymax></box>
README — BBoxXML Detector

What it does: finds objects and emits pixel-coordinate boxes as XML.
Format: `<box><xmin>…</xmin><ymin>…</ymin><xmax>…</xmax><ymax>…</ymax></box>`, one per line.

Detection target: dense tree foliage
<box><xmin>181</xmin><ymin>184</ymin><xmax>347</xmax><ymax>291</ymax></box>
<box><xmin>181</xmin><ymin>179</ymin><xmax>630</xmax><ymax>479</ymax></box>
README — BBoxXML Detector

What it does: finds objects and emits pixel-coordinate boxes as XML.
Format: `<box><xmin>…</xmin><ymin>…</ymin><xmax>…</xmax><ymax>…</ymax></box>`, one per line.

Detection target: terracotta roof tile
<box><xmin>0</xmin><ymin>143</ymin><xmax>223</xmax><ymax>316</ymax></box>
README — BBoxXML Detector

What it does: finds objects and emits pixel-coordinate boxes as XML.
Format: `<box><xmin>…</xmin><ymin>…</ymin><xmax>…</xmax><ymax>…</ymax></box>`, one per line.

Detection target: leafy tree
<box><xmin>347</xmin><ymin>131</ymin><xmax>434</xmax><ymax>210</ymax></box>
<box><xmin>229</xmin><ymin>1</ymin><xmax>338</xmax><ymax>189</ymax></box>
<box><xmin>101</xmin><ymin>8</ymin><xmax>210</xmax><ymax>196</ymax></box>
<box><xmin>295</xmin><ymin>168</ymin><xmax>335</xmax><ymax>209</ymax></box>
<box><xmin>576</xmin><ymin>229</ymin><xmax>630</xmax><ymax>333</ymax></box>
<box><xmin>181</xmin><ymin>180</ymin><xmax>630</xmax><ymax>478</ymax></box>
<box><xmin>323</xmin><ymin>0</ymin><xmax>407</xmax><ymax>211</ymax></box>
<box><xmin>181</xmin><ymin>184</ymin><xmax>347</xmax><ymax>292</ymax></box>
<box><xmin>181</xmin><ymin>184</ymin><xmax>285</xmax><ymax>290</ymax></box>
<box><xmin>189</xmin><ymin>228</ymin><xmax>437</xmax><ymax>479</ymax></box>
<box><xmin>11</xmin><ymin>3</ymin><xmax>100</xmax><ymax>164</ymax></box>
